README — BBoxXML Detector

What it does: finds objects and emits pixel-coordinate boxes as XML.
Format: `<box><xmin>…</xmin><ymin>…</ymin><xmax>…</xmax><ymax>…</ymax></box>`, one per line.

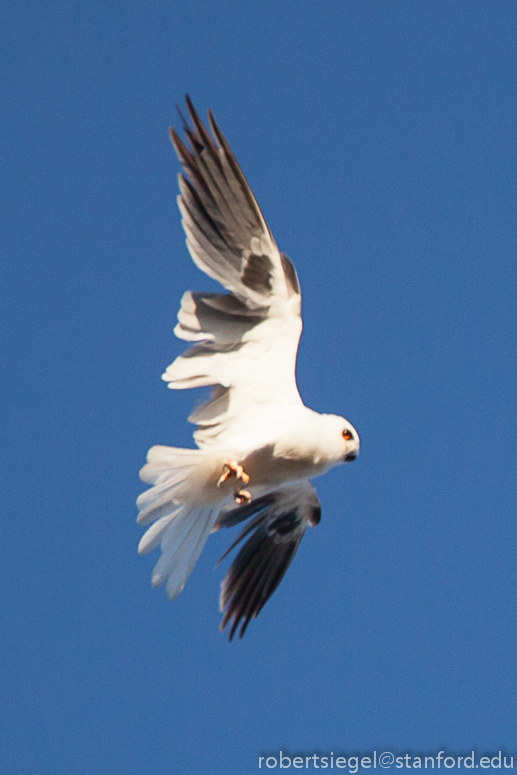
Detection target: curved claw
<box><xmin>217</xmin><ymin>460</ymin><xmax>250</xmax><ymax>488</ymax></box>
<box><xmin>234</xmin><ymin>489</ymin><xmax>252</xmax><ymax>505</ymax></box>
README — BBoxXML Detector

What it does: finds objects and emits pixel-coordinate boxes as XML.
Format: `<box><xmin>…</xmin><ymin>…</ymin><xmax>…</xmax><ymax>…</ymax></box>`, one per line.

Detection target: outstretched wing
<box><xmin>162</xmin><ymin>97</ymin><xmax>303</xmax><ymax>441</ymax></box>
<box><xmin>170</xmin><ymin>95</ymin><xmax>300</xmax><ymax>310</ymax></box>
<box><xmin>214</xmin><ymin>481</ymin><xmax>321</xmax><ymax>640</ymax></box>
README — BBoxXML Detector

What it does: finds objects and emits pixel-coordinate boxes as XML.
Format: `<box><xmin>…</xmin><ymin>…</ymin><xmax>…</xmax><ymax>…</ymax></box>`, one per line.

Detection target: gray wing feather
<box><xmin>170</xmin><ymin>95</ymin><xmax>299</xmax><ymax>310</ymax></box>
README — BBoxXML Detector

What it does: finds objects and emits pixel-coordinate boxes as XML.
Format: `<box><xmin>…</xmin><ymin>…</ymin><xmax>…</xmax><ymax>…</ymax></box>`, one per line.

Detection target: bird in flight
<box><xmin>137</xmin><ymin>96</ymin><xmax>360</xmax><ymax>640</ymax></box>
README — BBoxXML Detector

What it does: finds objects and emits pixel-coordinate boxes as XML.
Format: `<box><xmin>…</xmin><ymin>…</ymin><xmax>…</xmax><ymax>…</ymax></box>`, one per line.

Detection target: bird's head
<box><xmin>315</xmin><ymin>412</ymin><xmax>360</xmax><ymax>465</ymax></box>
<box><xmin>341</xmin><ymin>422</ymin><xmax>360</xmax><ymax>462</ymax></box>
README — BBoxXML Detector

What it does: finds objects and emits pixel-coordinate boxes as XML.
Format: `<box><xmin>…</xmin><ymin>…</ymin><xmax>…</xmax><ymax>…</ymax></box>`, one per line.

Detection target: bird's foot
<box><xmin>217</xmin><ymin>460</ymin><xmax>250</xmax><ymax>488</ymax></box>
<box><xmin>234</xmin><ymin>489</ymin><xmax>252</xmax><ymax>505</ymax></box>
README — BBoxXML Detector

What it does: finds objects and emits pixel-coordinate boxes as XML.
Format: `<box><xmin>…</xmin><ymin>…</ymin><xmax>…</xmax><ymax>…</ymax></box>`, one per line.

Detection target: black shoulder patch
<box><xmin>309</xmin><ymin>504</ymin><xmax>321</xmax><ymax>527</ymax></box>
<box><xmin>270</xmin><ymin>509</ymin><xmax>301</xmax><ymax>537</ymax></box>
<box><xmin>280</xmin><ymin>253</ymin><xmax>300</xmax><ymax>296</ymax></box>
<box><xmin>241</xmin><ymin>253</ymin><xmax>273</xmax><ymax>295</ymax></box>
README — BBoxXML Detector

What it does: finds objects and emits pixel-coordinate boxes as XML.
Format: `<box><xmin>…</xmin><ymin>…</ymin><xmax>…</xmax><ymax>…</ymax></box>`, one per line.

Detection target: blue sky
<box><xmin>2</xmin><ymin>2</ymin><xmax>516</xmax><ymax>773</ymax></box>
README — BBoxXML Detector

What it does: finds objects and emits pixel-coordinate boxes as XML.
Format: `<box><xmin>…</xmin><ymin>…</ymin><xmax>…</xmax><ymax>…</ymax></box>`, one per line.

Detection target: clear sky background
<box><xmin>2</xmin><ymin>2</ymin><xmax>516</xmax><ymax>773</ymax></box>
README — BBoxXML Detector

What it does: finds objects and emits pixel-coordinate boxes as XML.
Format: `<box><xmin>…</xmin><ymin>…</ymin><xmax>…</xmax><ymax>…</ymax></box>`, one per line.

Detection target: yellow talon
<box><xmin>234</xmin><ymin>489</ymin><xmax>251</xmax><ymax>505</ymax></box>
<box><xmin>217</xmin><ymin>460</ymin><xmax>250</xmax><ymax>488</ymax></box>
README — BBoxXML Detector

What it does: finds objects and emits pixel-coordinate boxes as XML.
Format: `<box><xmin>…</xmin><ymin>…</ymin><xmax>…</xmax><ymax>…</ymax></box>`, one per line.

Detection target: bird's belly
<box><xmin>240</xmin><ymin>446</ymin><xmax>329</xmax><ymax>489</ymax></box>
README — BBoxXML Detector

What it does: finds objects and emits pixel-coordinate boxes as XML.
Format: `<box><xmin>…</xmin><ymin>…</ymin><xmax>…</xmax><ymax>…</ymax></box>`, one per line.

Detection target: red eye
<box><xmin>342</xmin><ymin>429</ymin><xmax>353</xmax><ymax>441</ymax></box>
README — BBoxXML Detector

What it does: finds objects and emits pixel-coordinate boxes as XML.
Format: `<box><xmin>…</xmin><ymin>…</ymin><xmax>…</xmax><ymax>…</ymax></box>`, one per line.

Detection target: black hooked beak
<box><xmin>344</xmin><ymin>451</ymin><xmax>358</xmax><ymax>462</ymax></box>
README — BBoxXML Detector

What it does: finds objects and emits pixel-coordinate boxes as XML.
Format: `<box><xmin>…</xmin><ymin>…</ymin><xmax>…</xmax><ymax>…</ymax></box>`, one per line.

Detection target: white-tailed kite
<box><xmin>137</xmin><ymin>96</ymin><xmax>360</xmax><ymax>639</ymax></box>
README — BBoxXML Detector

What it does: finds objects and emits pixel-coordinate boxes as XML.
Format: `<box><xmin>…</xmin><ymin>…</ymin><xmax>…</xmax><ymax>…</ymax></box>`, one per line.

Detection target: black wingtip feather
<box><xmin>217</xmin><ymin>494</ymin><xmax>313</xmax><ymax>641</ymax></box>
<box><xmin>184</xmin><ymin>95</ymin><xmax>220</xmax><ymax>161</ymax></box>
<box><xmin>206</xmin><ymin>107</ymin><xmax>265</xmax><ymax>231</ymax></box>
<box><xmin>176</xmin><ymin>102</ymin><xmax>189</xmax><ymax>133</ymax></box>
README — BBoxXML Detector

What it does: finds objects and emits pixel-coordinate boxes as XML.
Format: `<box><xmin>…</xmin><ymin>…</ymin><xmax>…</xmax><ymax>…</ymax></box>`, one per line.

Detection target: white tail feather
<box><xmin>137</xmin><ymin>445</ymin><xmax>231</xmax><ymax>599</ymax></box>
<box><xmin>150</xmin><ymin>505</ymin><xmax>219</xmax><ymax>596</ymax></box>
<box><xmin>138</xmin><ymin>510</ymin><xmax>181</xmax><ymax>555</ymax></box>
